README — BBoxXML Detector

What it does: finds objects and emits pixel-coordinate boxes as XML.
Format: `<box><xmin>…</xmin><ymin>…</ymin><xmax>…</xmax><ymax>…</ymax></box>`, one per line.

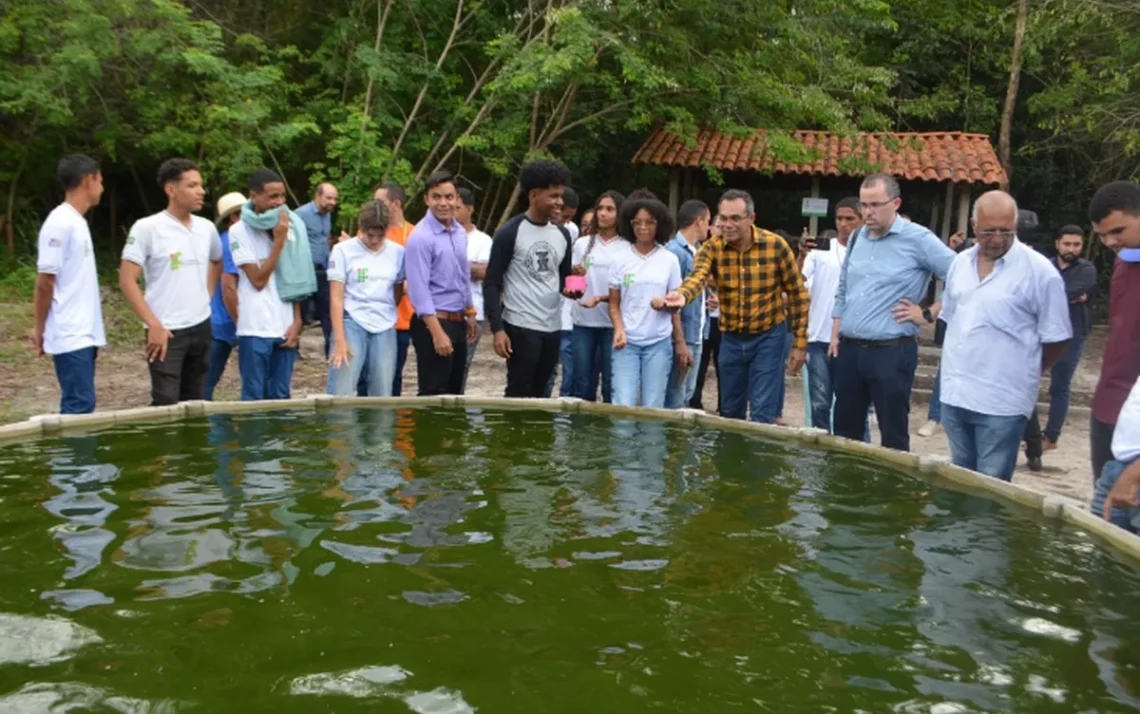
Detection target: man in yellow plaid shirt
<box><xmin>665</xmin><ymin>189</ymin><xmax>809</xmax><ymax>423</ymax></box>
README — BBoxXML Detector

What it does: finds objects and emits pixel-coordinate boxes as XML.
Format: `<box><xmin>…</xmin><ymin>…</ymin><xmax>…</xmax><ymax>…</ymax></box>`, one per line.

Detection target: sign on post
<box><xmin>801</xmin><ymin>197</ymin><xmax>829</xmax><ymax>218</ymax></box>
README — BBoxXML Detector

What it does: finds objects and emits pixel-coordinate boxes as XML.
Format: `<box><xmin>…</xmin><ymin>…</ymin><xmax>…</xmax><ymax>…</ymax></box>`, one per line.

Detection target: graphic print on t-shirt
<box><xmin>524</xmin><ymin>240</ymin><xmax>557</xmax><ymax>280</ymax></box>
<box><xmin>356</xmin><ymin>267</ymin><xmax>369</xmax><ymax>283</ymax></box>
<box><xmin>170</xmin><ymin>251</ymin><xmax>182</xmax><ymax>270</ymax></box>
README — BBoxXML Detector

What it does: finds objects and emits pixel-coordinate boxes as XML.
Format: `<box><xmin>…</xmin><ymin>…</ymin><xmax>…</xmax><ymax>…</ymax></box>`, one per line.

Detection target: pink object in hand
<box><xmin>565</xmin><ymin>275</ymin><xmax>587</xmax><ymax>293</ymax></box>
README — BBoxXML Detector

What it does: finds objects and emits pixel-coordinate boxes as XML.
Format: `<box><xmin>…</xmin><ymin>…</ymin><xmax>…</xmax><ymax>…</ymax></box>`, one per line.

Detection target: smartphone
<box><xmin>814</xmin><ymin>235</ymin><xmax>831</xmax><ymax>251</ymax></box>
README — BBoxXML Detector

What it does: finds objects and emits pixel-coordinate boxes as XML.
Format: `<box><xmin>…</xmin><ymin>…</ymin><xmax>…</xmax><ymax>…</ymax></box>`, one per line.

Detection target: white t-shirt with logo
<box><xmin>229</xmin><ymin>221</ymin><xmax>296</xmax><ymax>339</ymax></box>
<box><xmin>122</xmin><ymin>211</ymin><xmax>223</xmax><ymax>330</ymax></box>
<box><xmin>466</xmin><ymin>228</ymin><xmax>493</xmax><ymax>322</ymax></box>
<box><xmin>571</xmin><ymin>234</ymin><xmax>627</xmax><ymax>328</ymax></box>
<box><xmin>36</xmin><ymin>203</ymin><xmax>106</xmax><ymax>355</ymax></box>
<box><xmin>608</xmin><ymin>243</ymin><xmax>682</xmax><ymax>346</ymax></box>
<box><xmin>327</xmin><ymin>238</ymin><xmax>405</xmax><ymax>333</ymax></box>
<box><xmin>802</xmin><ymin>240</ymin><xmax>848</xmax><ymax>344</ymax></box>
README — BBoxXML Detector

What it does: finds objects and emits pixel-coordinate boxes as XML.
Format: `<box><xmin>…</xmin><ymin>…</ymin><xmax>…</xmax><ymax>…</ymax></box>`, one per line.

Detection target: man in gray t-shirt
<box><xmin>483</xmin><ymin>160</ymin><xmax>580</xmax><ymax>398</ymax></box>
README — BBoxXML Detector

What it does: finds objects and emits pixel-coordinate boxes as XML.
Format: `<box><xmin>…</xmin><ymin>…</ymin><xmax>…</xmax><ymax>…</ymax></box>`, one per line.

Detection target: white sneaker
<box><xmin>917</xmin><ymin>420</ymin><xmax>939</xmax><ymax>438</ymax></box>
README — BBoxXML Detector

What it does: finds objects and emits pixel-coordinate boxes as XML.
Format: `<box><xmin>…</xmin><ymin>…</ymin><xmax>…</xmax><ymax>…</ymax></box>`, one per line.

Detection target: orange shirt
<box><xmin>387</xmin><ymin>222</ymin><xmax>416</xmax><ymax>330</ymax></box>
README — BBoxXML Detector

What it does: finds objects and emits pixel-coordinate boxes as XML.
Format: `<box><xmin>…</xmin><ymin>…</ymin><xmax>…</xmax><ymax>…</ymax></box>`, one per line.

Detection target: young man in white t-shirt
<box><xmin>456</xmin><ymin>188</ymin><xmax>494</xmax><ymax>392</ymax></box>
<box><xmin>32</xmin><ymin>154</ymin><xmax>107</xmax><ymax>414</ymax></box>
<box><xmin>326</xmin><ymin>199</ymin><xmax>405</xmax><ymax>396</ymax></box>
<box><xmin>120</xmin><ymin>158</ymin><xmax>223</xmax><ymax>405</ymax></box>
<box><xmin>230</xmin><ymin>168</ymin><xmax>304</xmax><ymax>400</ymax></box>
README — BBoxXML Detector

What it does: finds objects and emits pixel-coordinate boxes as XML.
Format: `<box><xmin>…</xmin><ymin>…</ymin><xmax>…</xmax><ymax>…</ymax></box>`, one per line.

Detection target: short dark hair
<box><xmin>619</xmin><ymin>197</ymin><xmax>674</xmax><ymax>245</ymax></box>
<box><xmin>375</xmin><ymin>181</ymin><xmax>407</xmax><ymax>205</ymax></box>
<box><xmin>425</xmin><ymin>171</ymin><xmax>456</xmax><ymax>193</ymax></box>
<box><xmin>249</xmin><ymin>168</ymin><xmax>283</xmax><ymax>193</ymax></box>
<box><xmin>357</xmin><ymin>199</ymin><xmax>390</xmax><ymax>234</ymax></box>
<box><xmin>677</xmin><ymin>199</ymin><xmax>710</xmax><ymax>230</ymax></box>
<box><xmin>1089</xmin><ymin>181</ymin><xmax>1140</xmax><ymax>223</ymax></box>
<box><xmin>836</xmin><ymin>197</ymin><xmax>860</xmax><ymax>214</ymax></box>
<box><xmin>562</xmin><ymin>186</ymin><xmax>579</xmax><ymax>208</ymax></box>
<box><xmin>627</xmin><ymin>187</ymin><xmax>658</xmax><ymax>202</ymax></box>
<box><xmin>457</xmin><ymin>188</ymin><xmax>475</xmax><ymax>207</ymax></box>
<box><xmin>862</xmin><ymin>172</ymin><xmax>901</xmax><ymax>199</ymax></box>
<box><xmin>57</xmin><ymin>154</ymin><xmax>100</xmax><ymax>191</ymax></box>
<box><xmin>1058</xmin><ymin>224</ymin><xmax>1084</xmax><ymax>239</ymax></box>
<box><xmin>520</xmin><ymin>160</ymin><xmax>571</xmax><ymax>194</ymax></box>
<box><xmin>157</xmin><ymin>158</ymin><xmax>198</xmax><ymax>188</ymax></box>
<box><xmin>718</xmin><ymin>189</ymin><xmax>754</xmax><ymax>216</ymax></box>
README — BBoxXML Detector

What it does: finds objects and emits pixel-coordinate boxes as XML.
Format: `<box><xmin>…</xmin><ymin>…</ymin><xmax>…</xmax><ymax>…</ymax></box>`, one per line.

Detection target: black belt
<box><xmin>840</xmin><ymin>335</ymin><xmax>916</xmax><ymax>348</ymax></box>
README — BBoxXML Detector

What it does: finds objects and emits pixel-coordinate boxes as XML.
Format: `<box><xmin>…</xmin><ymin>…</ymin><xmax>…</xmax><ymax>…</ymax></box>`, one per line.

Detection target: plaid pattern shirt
<box><xmin>678</xmin><ymin>226</ymin><xmax>810</xmax><ymax>349</ymax></box>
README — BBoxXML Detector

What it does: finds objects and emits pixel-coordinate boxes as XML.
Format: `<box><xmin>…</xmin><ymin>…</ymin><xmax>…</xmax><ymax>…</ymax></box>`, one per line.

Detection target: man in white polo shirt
<box><xmin>120</xmin><ymin>158</ymin><xmax>223</xmax><ymax>406</ymax></box>
<box><xmin>230</xmin><ymin>168</ymin><xmax>304</xmax><ymax>401</ymax></box>
<box><xmin>938</xmin><ymin>191</ymin><xmax>1072</xmax><ymax>481</ymax></box>
<box><xmin>32</xmin><ymin>154</ymin><xmax>107</xmax><ymax>414</ymax></box>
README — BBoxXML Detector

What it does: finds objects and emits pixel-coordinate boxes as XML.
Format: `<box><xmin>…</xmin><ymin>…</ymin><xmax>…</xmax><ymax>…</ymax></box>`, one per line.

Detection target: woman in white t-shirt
<box><xmin>327</xmin><ymin>200</ymin><xmax>406</xmax><ymax>396</ymax></box>
<box><xmin>569</xmin><ymin>191</ymin><xmax>625</xmax><ymax>402</ymax></box>
<box><xmin>599</xmin><ymin>197</ymin><xmax>688</xmax><ymax>409</ymax></box>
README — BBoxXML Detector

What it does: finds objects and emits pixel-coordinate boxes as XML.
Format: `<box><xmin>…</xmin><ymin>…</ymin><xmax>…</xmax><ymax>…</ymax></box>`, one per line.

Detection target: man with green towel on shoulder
<box><xmin>229</xmin><ymin>168</ymin><xmax>306</xmax><ymax>400</ymax></box>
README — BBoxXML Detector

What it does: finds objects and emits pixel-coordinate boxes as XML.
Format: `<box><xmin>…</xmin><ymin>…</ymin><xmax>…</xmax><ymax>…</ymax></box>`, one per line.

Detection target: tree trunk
<box><xmin>496</xmin><ymin>181</ymin><xmax>522</xmax><ymax>230</ymax></box>
<box><xmin>4</xmin><ymin>155</ymin><xmax>26</xmax><ymax>267</ymax></box>
<box><xmin>998</xmin><ymin>0</ymin><xmax>1029</xmax><ymax>188</ymax></box>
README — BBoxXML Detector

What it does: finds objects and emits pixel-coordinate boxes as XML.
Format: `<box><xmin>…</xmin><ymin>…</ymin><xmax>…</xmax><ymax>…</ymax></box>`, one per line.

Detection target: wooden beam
<box><xmin>940</xmin><ymin>181</ymin><xmax>953</xmax><ymax>241</ymax></box>
<box><xmin>808</xmin><ymin>176</ymin><xmax>821</xmax><ymax>236</ymax></box>
<box><xmin>668</xmin><ymin>167</ymin><xmax>681</xmax><ymax>217</ymax></box>
<box><xmin>957</xmin><ymin>183</ymin><xmax>971</xmax><ymax>236</ymax></box>
<box><xmin>681</xmin><ymin>166</ymin><xmax>693</xmax><ymax>200</ymax></box>
<box><xmin>930</xmin><ymin>197</ymin><xmax>941</xmax><ymax>241</ymax></box>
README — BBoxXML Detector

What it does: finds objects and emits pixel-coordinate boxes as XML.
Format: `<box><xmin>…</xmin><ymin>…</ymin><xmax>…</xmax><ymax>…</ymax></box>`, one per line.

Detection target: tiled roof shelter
<box><xmin>632</xmin><ymin>128</ymin><xmax>1007</xmax><ymax>240</ymax></box>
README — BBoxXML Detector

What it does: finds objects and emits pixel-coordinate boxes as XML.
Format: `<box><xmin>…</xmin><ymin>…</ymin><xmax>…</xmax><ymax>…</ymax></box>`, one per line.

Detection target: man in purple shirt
<box><xmin>405</xmin><ymin>171</ymin><xmax>478</xmax><ymax>395</ymax></box>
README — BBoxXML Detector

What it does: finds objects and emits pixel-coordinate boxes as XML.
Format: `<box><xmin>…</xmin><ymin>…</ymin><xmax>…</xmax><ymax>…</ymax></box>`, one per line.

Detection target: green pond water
<box><xmin>1</xmin><ymin>407</ymin><xmax>1139</xmax><ymax>713</ymax></box>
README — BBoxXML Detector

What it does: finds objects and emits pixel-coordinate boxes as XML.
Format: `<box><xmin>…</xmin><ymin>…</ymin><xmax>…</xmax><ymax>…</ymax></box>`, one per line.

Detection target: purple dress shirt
<box><xmin>405</xmin><ymin>212</ymin><xmax>470</xmax><ymax>316</ymax></box>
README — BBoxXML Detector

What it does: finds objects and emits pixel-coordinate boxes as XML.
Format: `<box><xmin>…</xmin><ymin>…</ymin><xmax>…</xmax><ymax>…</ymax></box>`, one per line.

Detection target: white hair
<box><xmin>971</xmin><ymin>192</ymin><xmax>1018</xmax><ymax>223</ymax></box>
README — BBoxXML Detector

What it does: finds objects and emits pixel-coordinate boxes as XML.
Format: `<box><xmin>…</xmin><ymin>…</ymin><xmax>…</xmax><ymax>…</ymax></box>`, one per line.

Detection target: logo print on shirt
<box><xmin>231</xmin><ymin>240</ymin><xmax>240</xmax><ymax>253</ymax></box>
<box><xmin>126</xmin><ymin>235</ymin><xmax>137</xmax><ymax>245</ymax></box>
<box><xmin>169</xmin><ymin>251</ymin><xmax>183</xmax><ymax>270</ymax></box>
<box><xmin>356</xmin><ymin>267</ymin><xmax>369</xmax><ymax>283</ymax></box>
<box><xmin>523</xmin><ymin>240</ymin><xmax>556</xmax><ymax>280</ymax></box>
<box><xmin>622</xmin><ymin>272</ymin><xmax>635</xmax><ymax>288</ymax></box>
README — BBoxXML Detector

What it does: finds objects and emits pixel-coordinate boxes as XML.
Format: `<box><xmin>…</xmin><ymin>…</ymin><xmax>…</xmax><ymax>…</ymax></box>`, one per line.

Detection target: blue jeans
<box><xmin>941</xmin><ymin>404</ymin><xmax>1028</xmax><ymax>481</ymax></box>
<box><xmin>1043</xmin><ymin>336</ymin><xmax>1086</xmax><ymax>442</ymax></box>
<box><xmin>1089</xmin><ymin>458</ymin><xmax>1140</xmax><ymax>533</ymax></box>
<box><xmin>328</xmin><ymin>317</ymin><xmax>397</xmax><ymax>397</ymax></box>
<box><xmin>392</xmin><ymin>329</ymin><xmax>412</xmax><ymax>396</ymax></box>
<box><xmin>571</xmin><ymin>325</ymin><xmax>614</xmax><ymax>402</ymax></box>
<box><xmin>833</xmin><ymin>338</ymin><xmax>918</xmax><ymax>451</ymax></box>
<box><xmin>204</xmin><ymin>339</ymin><xmax>235</xmax><ymax>401</ymax></box>
<box><xmin>665</xmin><ymin>341</ymin><xmax>702</xmax><ymax>409</ymax></box>
<box><xmin>718</xmin><ymin>322</ymin><xmax>787</xmax><ymax>424</ymax></box>
<box><xmin>544</xmin><ymin>330</ymin><xmax>575</xmax><ymax>398</ymax></box>
<box><xmin>238</xmin><ymin>336</ymin><xmax>297</xmax><ymax>401</ymax></box>
<box><xmin>805</xmin><ymin>342</ymin><xmax>834</xmax><ymax>431</ymax></box>
<box><xmin>53</xmin><ymin>347</ymin><xmax>98</xmax><ymax>414</ymax></box>
<box><xmin>612</xmin><ymin>337</ymin><xmax>674</xmax><ymax>408</ymax></box>
<box><xmin>927</xmin><ymin>364</ymin><xmax>943</xmax><ymax>423</ymax></box>
<box><xmin>776</xmin><ymin>329</ymin><xmax>793</xmax><ymax>418</ymax></box>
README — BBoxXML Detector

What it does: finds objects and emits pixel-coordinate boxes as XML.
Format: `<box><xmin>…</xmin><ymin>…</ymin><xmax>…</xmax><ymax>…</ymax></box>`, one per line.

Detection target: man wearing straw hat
<box><xmin>203</xmin><ymin>191</ymin><xmax>245</xmax><ymax>400</ymax></box>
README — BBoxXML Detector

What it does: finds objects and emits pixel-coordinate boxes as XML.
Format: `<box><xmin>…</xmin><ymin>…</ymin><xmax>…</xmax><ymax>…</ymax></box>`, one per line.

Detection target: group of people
<box><xmin>28</xmin><ymin>153</ymin><xmax>1140</xmax><ymax>533</ymax></box>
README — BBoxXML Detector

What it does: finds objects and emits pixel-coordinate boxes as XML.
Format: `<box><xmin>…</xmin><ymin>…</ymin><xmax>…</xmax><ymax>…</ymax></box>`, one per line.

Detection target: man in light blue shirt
<box><xmin>830</xmin><ymin>173</ymin><xmax>956</xmax><ymax>451</ymax></box>
<box><xmin>939</xmin><ymin>191</ymin><xmax>1072</xmax><ymax>480</ymax></box>
<box><xmin>295</xmin><ymin>182</ymin><xmax>340</xmax><ymax>357</ymax></box>
<box><xmin>665</xmin><ymin>200</ymin><xmax>710</xmax><ymax>408</ymax></box>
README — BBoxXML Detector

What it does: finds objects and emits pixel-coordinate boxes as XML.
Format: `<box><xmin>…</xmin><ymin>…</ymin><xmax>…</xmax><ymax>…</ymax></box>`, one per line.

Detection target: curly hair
<box><xmin>619</xmin><ymin>197</ymin><xmax>674</xmax><ymax>245</ymax></box>
<box><xmin>520</xmin><ymin>160</ymin><xmax>572</xmax><ymax>193</ymax></box>
<box><xmin>357</xmin><ymin>199</ymin><xmax>390</xmax><ymax>234</ymax></box>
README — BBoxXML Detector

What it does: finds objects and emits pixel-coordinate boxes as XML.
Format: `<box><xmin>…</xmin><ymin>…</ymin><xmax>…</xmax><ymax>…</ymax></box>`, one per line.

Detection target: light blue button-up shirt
<box><xmin>295</xmin><ymin>201</ymin><xmax>331</xmax><ymax>266</ymax></box>
<box><xmin>833</xmin><ymin>217</ymin><xmax>955</xmax><ymax>340</ymax></box>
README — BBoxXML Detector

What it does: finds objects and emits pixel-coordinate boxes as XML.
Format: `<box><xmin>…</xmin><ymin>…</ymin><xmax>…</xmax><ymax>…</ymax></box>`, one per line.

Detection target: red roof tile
<box><xmin>631</xmin><ymin>129</ymin><xmax>1007</xmax><ymax>185</ymax></box>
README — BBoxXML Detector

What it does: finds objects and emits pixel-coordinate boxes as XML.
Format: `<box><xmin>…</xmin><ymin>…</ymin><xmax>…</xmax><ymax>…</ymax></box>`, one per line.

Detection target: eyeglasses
<box><xmin>976</xmin><ymin>229</ymin><xmax>1015</xmax><ymax>240</ymax></box>
<box><xmin>632</xmin><ymin>220</ymin><xmax>657</xmax><ymax>228</ymax></box>
<box><xmin>858</xmin><ymin>200</ymin><xmax>895</xmax><ymax>210</ymax></box>
<box><xmin>719</xmin><ymin>214</ymin><xmax>750</xmax><ymax>224</ymax></box>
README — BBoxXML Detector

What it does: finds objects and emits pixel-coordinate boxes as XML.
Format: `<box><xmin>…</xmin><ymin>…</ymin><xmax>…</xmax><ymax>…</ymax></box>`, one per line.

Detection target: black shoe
<box><xmin>1027</xmin><ymin>456</ymin><xmax>1043</xmax><ymax>472</ymax></box>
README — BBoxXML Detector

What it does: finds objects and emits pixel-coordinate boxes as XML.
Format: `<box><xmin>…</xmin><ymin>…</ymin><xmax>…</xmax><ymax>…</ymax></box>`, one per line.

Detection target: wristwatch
<box><xmin>921</xmin><ymin>307</ymin><xmax>933</xmax><ymax>324</ymax></box>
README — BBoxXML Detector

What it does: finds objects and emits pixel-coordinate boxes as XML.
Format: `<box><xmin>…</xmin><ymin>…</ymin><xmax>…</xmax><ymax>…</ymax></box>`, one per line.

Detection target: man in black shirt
<box><xmin>1024</xmin><ymin>225</ymin><xmax>1098</xmax><ymax>469</ymax></box>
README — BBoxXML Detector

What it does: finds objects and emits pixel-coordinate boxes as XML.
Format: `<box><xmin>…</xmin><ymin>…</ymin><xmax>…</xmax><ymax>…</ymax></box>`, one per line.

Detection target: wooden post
<box><xmin>940</xmin><ymin>181</ymin><xmax>953</xmax><ymax>241</ymax></box>
<box><xmin>681</xmin><ymin>167</ymin><xmax>693</xmax><ymax>200</ymax></box>
<box><xmin>930</xmin><ymin>197</ymin><xmax>940</xmax><ymax>241</ymax></box>
<box><xmin>957</xmin><ymin>183</ymin><xmax>971</xmax><ymax>235</ymax></box>
<box><xmin>808</xmin><ymin>176</ymin><xmax>821</xmax><ymax>236</ymax></box>
<box><xmin>668</xmin><ymin>167</ymin><xmax>681</xmax><ymax>217</ymax></box>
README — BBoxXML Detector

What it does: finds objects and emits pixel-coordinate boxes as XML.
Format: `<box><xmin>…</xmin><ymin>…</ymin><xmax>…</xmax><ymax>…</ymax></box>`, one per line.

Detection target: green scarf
<box><xmin>240</xmin><ymin>201</ymin><xmax>316</xmax><ymax>302</ymax></box>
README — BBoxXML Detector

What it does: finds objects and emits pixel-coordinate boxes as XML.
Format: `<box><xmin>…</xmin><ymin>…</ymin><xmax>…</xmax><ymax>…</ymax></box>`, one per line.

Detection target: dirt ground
<box><xmin>0</xmin><ymin>304</ymin><xmax>1101</xmax><ymax>506</ymax></box>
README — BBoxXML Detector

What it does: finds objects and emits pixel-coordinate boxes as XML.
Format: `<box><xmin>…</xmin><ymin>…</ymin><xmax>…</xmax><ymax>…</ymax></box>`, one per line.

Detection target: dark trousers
<box><xmin>410</xmin><ymin>315</ymin><xmax>467</xmax><ymax>395</ymax></box>
<box><xmin>505</xmin><ymin>321</ymin><xmax>561</xmax><ymax>398</ymax></box>
<box><xmin>1091</xmin><ymin>414</ymin><xmax>1117</xmax><ymax>486</ymax></box>
<box><xmin>392</xmin><ymin>329</ymin><xmax>412</xmax><ymax>396</ymax></box>
<box><xmin>1024</xmin><ymin>406</ymin><xmax>1044</xmax><ymax>460</ymax></box>
<box><xmin>689</xmin><ymin>316</ymin><xmax>720</xmax><ymax>411</ymax></box>
<box><xmin>833</xmin><ymin>338</ymin><xmax>918</xmax><ymax>451</ymax></box>
<box><xmin>314</xmin><ymin>265</ymin><xmax>331</xmax><ymax>357</ymax></box>
<box><xmin>204</xmin><ymin>338</ymin><xmax>236</xmax><ymax>401</ymax></box>
<box><xmin>1025</xmin><ymin>337</ymin><xmax>1088</xmax><ymax>453</ymax></box>
<box><xmin>53</xmin><ymin>346</ymin><xmax>98</xmax><ymax>414</ymax></box>
<box><xmin>147</xmin><ymin>319</ymin><xmax>211</xmax><ymax>406</ymax></box>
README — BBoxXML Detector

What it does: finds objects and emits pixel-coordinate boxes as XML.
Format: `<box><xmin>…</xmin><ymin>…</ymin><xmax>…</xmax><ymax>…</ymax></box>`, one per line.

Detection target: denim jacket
<box><xmin>665</xmin><ymin>234</ymin><xmax>707</xmax><ymax>344</ymax></box>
